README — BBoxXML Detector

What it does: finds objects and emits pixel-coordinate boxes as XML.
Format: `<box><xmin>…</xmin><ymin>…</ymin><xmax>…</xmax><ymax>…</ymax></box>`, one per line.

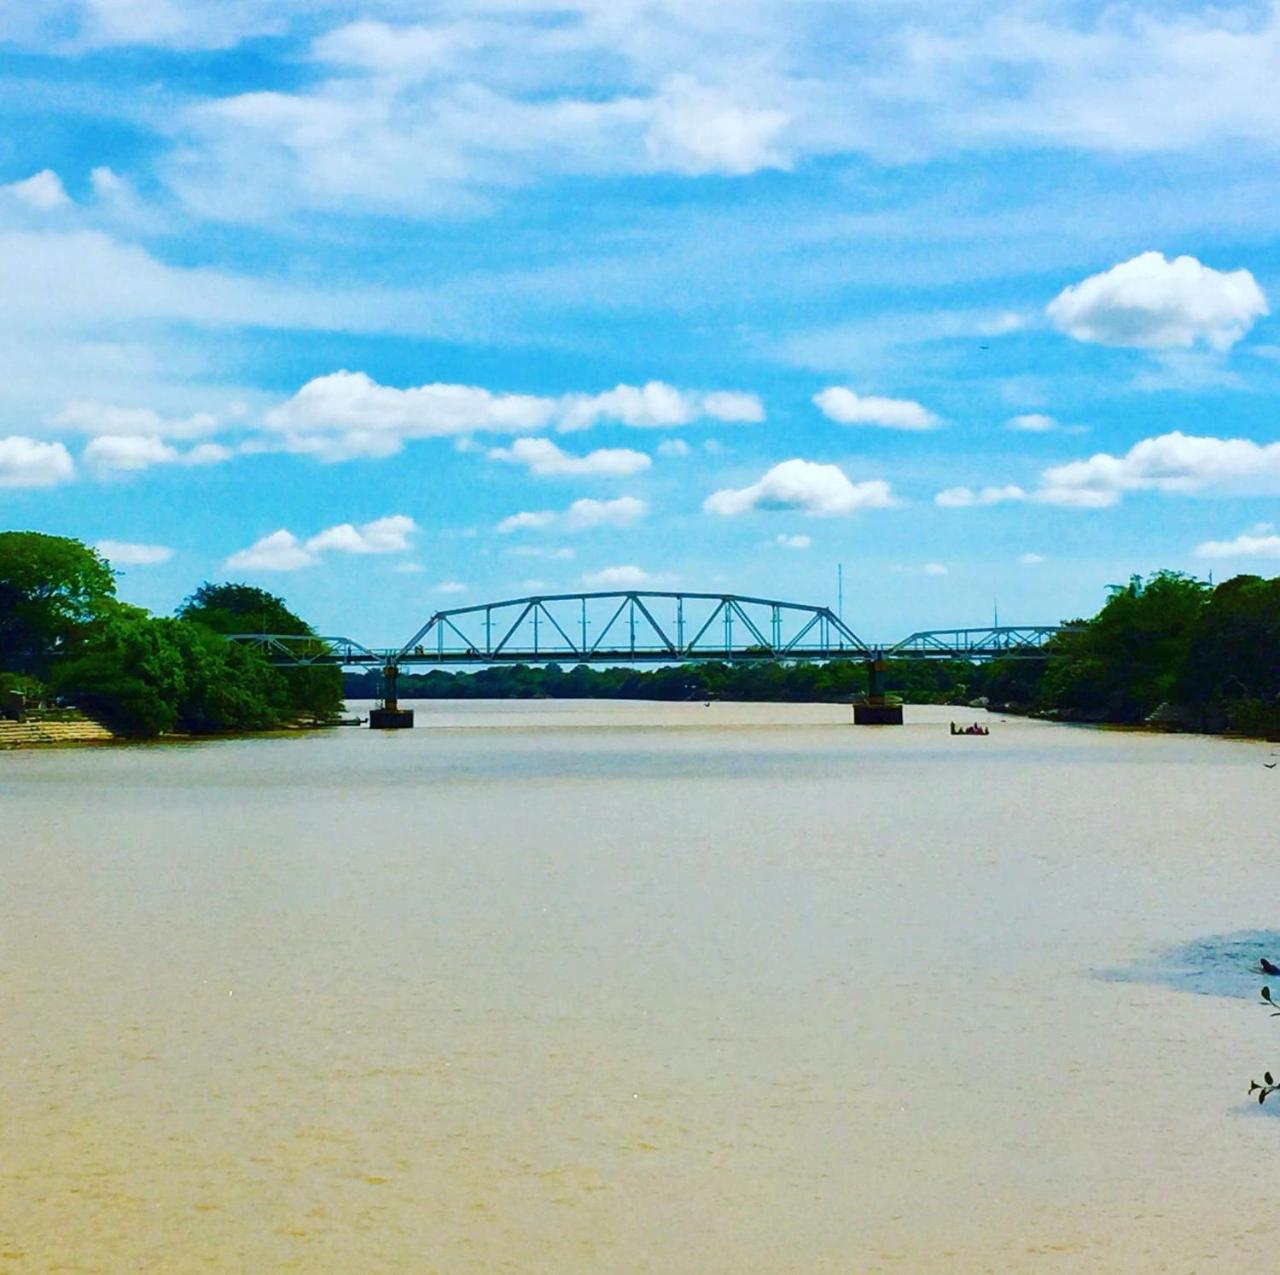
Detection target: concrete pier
<box><xmin>369</xmin><ymin>663</ymin><xmax>415</xmax><ymax>729</ymax></box>
<box><xmin>853</xmin><ymin>656</ymin><xmax>903</xmax><ymax>725</ymax></box>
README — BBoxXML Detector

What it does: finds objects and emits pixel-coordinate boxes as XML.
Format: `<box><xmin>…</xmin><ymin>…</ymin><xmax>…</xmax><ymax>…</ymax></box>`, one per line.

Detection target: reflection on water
<box><xmin>2</xmin><ymin>700</ymin><xmax>1279</xmax><ymax>1272</ymax></box>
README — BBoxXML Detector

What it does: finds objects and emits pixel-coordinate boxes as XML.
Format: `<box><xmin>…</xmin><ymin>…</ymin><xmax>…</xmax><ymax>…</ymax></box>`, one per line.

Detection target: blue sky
<box><xmin>3</xmin><ymin>0</ymin><xmax>1280</xmax><ymax>645</ymax></box>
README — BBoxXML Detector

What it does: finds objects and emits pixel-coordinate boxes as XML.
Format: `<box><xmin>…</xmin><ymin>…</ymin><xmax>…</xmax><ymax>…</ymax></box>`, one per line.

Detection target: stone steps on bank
<box><xmin>0</xmin><ymin>717</ymin><xmax>118</xmax><ymax>747</ymax></box>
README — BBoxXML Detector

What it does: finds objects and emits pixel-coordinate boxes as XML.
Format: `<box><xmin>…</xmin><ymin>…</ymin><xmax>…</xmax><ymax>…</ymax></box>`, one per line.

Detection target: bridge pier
<box><xmin>853</xmin><ymin>655</ymin><xmax>903</xmax><ymax>725</ymax></box>
<box><xmin>369</xmin><ymin>662</ymin><xmax>415</xmax><ymax>729</ymax></box>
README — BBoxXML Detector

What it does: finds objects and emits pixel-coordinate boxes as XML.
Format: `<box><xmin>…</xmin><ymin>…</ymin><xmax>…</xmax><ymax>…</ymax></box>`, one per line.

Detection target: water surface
<box><xmin>2</xmin><ymin>702</ymin><xmax>1278</xmax><ymax>1272</ymax></box>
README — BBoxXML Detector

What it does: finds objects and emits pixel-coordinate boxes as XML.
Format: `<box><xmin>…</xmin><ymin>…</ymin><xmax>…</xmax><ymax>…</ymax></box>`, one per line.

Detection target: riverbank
<box><xmin>0</xmin><ymin>712</ymin><xmax>345</xmax><ymax>750</ymax></box>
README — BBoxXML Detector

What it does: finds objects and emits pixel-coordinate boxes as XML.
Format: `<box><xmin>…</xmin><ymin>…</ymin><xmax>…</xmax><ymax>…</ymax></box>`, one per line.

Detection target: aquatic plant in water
<box><xmin>1248</xmin><ymin>986</ymin><xmax>1280</xmax><ymax>1104</ymax></box>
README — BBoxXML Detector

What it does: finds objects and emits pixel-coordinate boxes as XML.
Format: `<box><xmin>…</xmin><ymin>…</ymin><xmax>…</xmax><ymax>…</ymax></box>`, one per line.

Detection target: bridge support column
<box><xmin>369</xmin><ymin>662</ymin><xmax>415</xmax><ymax>729</ymax></box>
<box><xmin>853</xmin><ymin>655</ymin><xmax>903</xmax><ymax>725</ymax></box>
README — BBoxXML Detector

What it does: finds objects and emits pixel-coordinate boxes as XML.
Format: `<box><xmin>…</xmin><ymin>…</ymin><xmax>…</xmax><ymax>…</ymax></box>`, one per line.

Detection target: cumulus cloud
<box><xmin>434</xmin><ymin>580</ymin><xmax>468</xmax><ymax>594</ymax></box>
<box><xmin>938</xmin><ymin>431</ymin><xmax>1280</xmax><ymax>512</ymax></box>
<box><xmin>1006</xmin><ymin>414</ymin><xmax>1058</xmax><ymax>433</ymax></box>
<box><xmin>226</xmin><ymin>530</ymin><xmax>316</xmax><ymax>572</ymax></box>
<box><xmin>935</xmin><ymin>484</ymin><xmax>1028</xmax><ymax>508</ymax></box>
<box><xmin>0</xmin><ymin>436</ymin><xmax>75</xmax><ymax>487</ymax></box>
<box><xmin>53</xmin><ymin>400</ymin><xmax>220</xmax><ymax>439</ymax></box>
<box><xmin>566</xmin><ymin>496</ymin><xmax>647</xmax><ymax>530</ymax></box>
<box><xmin>1018</xmin><ymin>552</ymin><xmax>1046</xmax><ymax>565</ymax></box>
<box><xmin>496</xmin><ymin>511</ymin><xmax>557</xmax><ymax>533</ymax></box>
<box><xmin>657</xmin><ymin>438</ymin><xmax>691</xmax><ymax>458</ymax></box>
<box><xmin>557</xmin><ymin>380</ymin><xmax>762</xmax><ymax>432</ymax></box>
<box><xmin>305</xmin><ymin>514</ymin><xmax>417</xmax><ymax>554</ymax></box>
<box><xmin>645</xmin><ymin>76</ymin><xmax>790</xmax><ymax>176</ymax></box>
<box><xmin>923</xmin><ymin>562</ymin><xmax>948</xmax><ymax>576</ymax></box>
<box><xmin>1046</xmin><ymin>253</ymin><xmax>1268</xmax><ymax>351</ymax></box>
<box><xmin>83</xmin><ymin>434</ymin><xmax>232</xmax><ymax>472</ymax></box>
<box><xmin>582</xmin><ymin>565</ymin><xmax>660</xmax><ymax>588</ymax></box>
<box><xmin>497</xmin><ymin>495</ymin><xmax>647</xmax><ymax>534</ymax></box>
<box><xmin>1038</xmin><ymin>432</ymin><xmax>1280</xmax><ymax>507</ymax></box>
<box><xmin>774</xmin><ymin>533</ymin><xmax>812</xmax><ymax>549</ymax></box>
<box><xmin>5</xmin><ymin>169</ymin><xmax>71</xmax><ymax>211</ymax></box>
<box><xmin>704</xmin><ymin>459</ymin><xmax>895</xmax><ymax>517</ymax></box>
<box><xmin>264</xmin><ymin>372</ymin><xmax>762</xmax><ymax>457</ymax></box>
<box><xmin>95</xmin><ymin>540</ymin><xmax>174</xmax><ymax>565</ymax></box>
<box><xmin>813</xmin><ymin>387</ymin><xmax>940</xmax><ymax>431</ymax></box>
<box><xmin>1195</xmin><ymin>523</ymin><xmax>1280</xmax><ymax>559</ymax></box>
<box><xmin>226</xmin><ymin>513</ymin><xmax>417</xmax><ymax>571</ymax></box>
<box><xmin>487</xmin><ymin>437</ymin><xmax>651</xmax><ymax>478</ymax></box>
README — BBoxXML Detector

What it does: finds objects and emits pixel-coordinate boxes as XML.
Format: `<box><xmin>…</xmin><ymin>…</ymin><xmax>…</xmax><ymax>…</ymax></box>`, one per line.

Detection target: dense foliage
<box><xmin>986</xmin><ymin>570</ymin><xmax>1280</xmax><ymax>733</ymax></box>
<box><xmin>1</xmin><ymin>533</ymin><xmax>341</xmax><ymax>737</ymax></box>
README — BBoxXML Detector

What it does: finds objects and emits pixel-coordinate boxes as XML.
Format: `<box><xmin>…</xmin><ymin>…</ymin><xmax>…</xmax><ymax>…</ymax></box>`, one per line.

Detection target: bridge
<box><xmin>228</xmin><ymin>589</ymin><xmax>1072</xmax><ymax>727</ymax></box>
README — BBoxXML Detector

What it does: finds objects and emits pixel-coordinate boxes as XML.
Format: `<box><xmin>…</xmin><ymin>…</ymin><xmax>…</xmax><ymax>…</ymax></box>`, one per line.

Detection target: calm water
<box><xmin>2</xmin><ymin>701</ymin><xmax>1278</xmax><ymax>1272</ymax></box>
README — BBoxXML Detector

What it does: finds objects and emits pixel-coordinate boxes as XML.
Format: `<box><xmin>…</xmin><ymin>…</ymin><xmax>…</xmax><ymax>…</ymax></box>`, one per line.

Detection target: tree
<box><xmin>178</xmin><ymin>581</ymin><xmax>342</xmax><ymax>721</ymax></box>
<box><xmin>1038</xmin><ymin>573</ymin><xmax>1209</xmax><ymax>722</ymax></box>
<box><xmin>0</xmin><ymin>532</ymin><xmax>116</xmax><ymax>673</ymax></box>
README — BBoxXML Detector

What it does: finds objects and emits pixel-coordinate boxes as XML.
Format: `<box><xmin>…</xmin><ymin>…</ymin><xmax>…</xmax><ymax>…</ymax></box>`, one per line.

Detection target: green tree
<box><xmin>1039</xmin><ymin>572</ymin><xmax>1210</xmax><ymax>722</ymax></box>
<box><xmin>0</xmin><ymin>532</ymin><xmax>116</xmax><ymax>673</ymax></box>
<box><xmin>178</xmin><ymin>581</ymin><xmax>342</xmax><ymax>721</ymax></box>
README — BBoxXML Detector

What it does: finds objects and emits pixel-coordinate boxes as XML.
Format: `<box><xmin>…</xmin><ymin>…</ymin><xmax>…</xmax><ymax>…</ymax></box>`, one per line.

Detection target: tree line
<box><xmin>1</xmin><ymin>531</ymin><xmax>342</xmax><ymax>737</ymax></box>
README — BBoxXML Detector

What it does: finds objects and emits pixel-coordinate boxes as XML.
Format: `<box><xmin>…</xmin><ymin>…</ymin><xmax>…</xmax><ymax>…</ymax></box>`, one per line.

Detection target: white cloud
<box><xmin>774</xmin><ymin>533</ymin><xmax>811</xmax><ymax>549</ymax></box>
<box><xmin>82</xmin><ymin>433</ymin><xmax>231</xmax><ymax>472</ymax></box>
<box><xmin>1046</xmin><ymin>253</ymin><xmax>1268</xmax><ymax>351</ymax></box>
<box><xmin>497</xmin><ymin>495</ymin><xmax>647</xmax><ymax>533</ymax></box>
<box><xmin>0</xmin><ymin>436</ymin><xmax>75</xmax><ymax>487</ymax></box>
<box><xmin>557</xmin><ymin>381</ymin><xmax>762</xmax><ymax>432</ymax></box>
<box><xmin>565</xmin><ymin>496</ymin><xmax>647</xmax><ymax>530</ymax></box>
<box><xmin>704</xmin><ymin>459</ymin><xmax>896</xmax><ymax>517</ymax></box>
<box><xmin>813</xmin><ymin>387</ymin><xmax>940</xmax><ymax>431</ymax></box>
<box><xmin>939</xmin><ymin>431</ymin><xmax>1280</xmax><ymax>513</ymax></box>
<box><xmin>1195</xmin><ymin>524</ymin><xmax>1280</xmax><ymax>560</ymax></box>
<box><xmin>95</xmin><ymin>540</ymin><xmax>174</xmax><ymax>565</ymax></box>
<box><xmin>1006</xmin><ymin>413</ymin><xmax>1058</xmax><ymax>433</ymax></box>
<box><xmin>434</xmin><ymin>580</ymin><xmax>468</xmax><ymax>594</ymax></box>
<box><xmin>1018</xmin><ymin>552</ymin><xmax>1046</xmax><ymax>565</ymax></box>
<box><xmin>923</xmin><ymin>562</ymin><xmax>948</xmax><ymax>576</ymax></box>
<box><xmin>53</xmin><ymin>400</ymin><xmax>220</xmax><ymax>439</ymax></box>
<box><xmin>226</xmin><ymin>530</ymin><xmax>317</xmax><ymax>572</ymax></box>
<box><xmin>392</xmin><ymin>562</ymin><xmax>425</xmax><ymax>574</ymax></box>
<box><xmin>5</xmin><ymin>170</ymin><xmax>71</xmax><ymax>212</ymax></box>
<box><xmin>263</xmin><ymin>372</ymin><xmax>761</xmax><ymax>458</ymax></box>
<box><xmin>657</xmin><ymin>438</ymin><xmax>691</xmax><ymax>458</ymax></box>
<box><xmin>487</xmin><ymin>437</ymin><xmax>651</xmax><ymax>478</ymax></box>
<box><xmin>305</xmin><ymin>514</ymin><xmax>417</xmax><ymax>555</ymax></box>
<box><xmin>582</xmin><ymin>565</ymin><xmax>659</xmax><ymax>588</ymax></box>
<box><xmin>503</xmin><ymin>545</ymin><xmax>575</xmax><ymax>560</ymax></box>
<box><xmin>265</xmin><ymin>370</ymin><xmax>557</xmax><ymax>458</ymax></box>
<box><xmin>496</xmin><ymin>511</ymin><xmax>556</xmax><ymax>533</ymax></box>
<box><xmin>701</xmin><ymin>391</ymin><xmax>766</xmax><ymax>423</ymax></box>
<box><xmin>1039</xmin><ymin>432</ymin><xmax>1280</xmax><ymax>507</ymax></box>
<box><xmin>645</xmin><ymin>75</ymin><xmax>790</xmax><ymax>177</ymax></box>
<box><xmin>935</xmin><ymin>484</ymin><xmax>1028</xmax><ymax>508</ymax></box>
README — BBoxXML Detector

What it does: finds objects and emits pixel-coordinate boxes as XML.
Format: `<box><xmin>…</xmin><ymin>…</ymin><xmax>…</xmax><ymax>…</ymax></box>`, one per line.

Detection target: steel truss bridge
<box><xmin>229</xmin><ymin>589</ymin><xmax>1070</xmax><ymax>670</ymax></box>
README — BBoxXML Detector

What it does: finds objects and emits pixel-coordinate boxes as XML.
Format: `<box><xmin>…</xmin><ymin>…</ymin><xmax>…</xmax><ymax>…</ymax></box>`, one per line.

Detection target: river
<box><xmin>2</xmin><ymin>701</ymin><xmax>1278</xmax><ymax>1272</ymax></box>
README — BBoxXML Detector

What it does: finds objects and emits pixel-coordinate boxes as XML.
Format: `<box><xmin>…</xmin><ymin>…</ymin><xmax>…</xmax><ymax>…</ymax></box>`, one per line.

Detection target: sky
<box><xmin>3</xmin><ymin>0</ymin><xmax>1280</xmax><ymax>646</ymax></box>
